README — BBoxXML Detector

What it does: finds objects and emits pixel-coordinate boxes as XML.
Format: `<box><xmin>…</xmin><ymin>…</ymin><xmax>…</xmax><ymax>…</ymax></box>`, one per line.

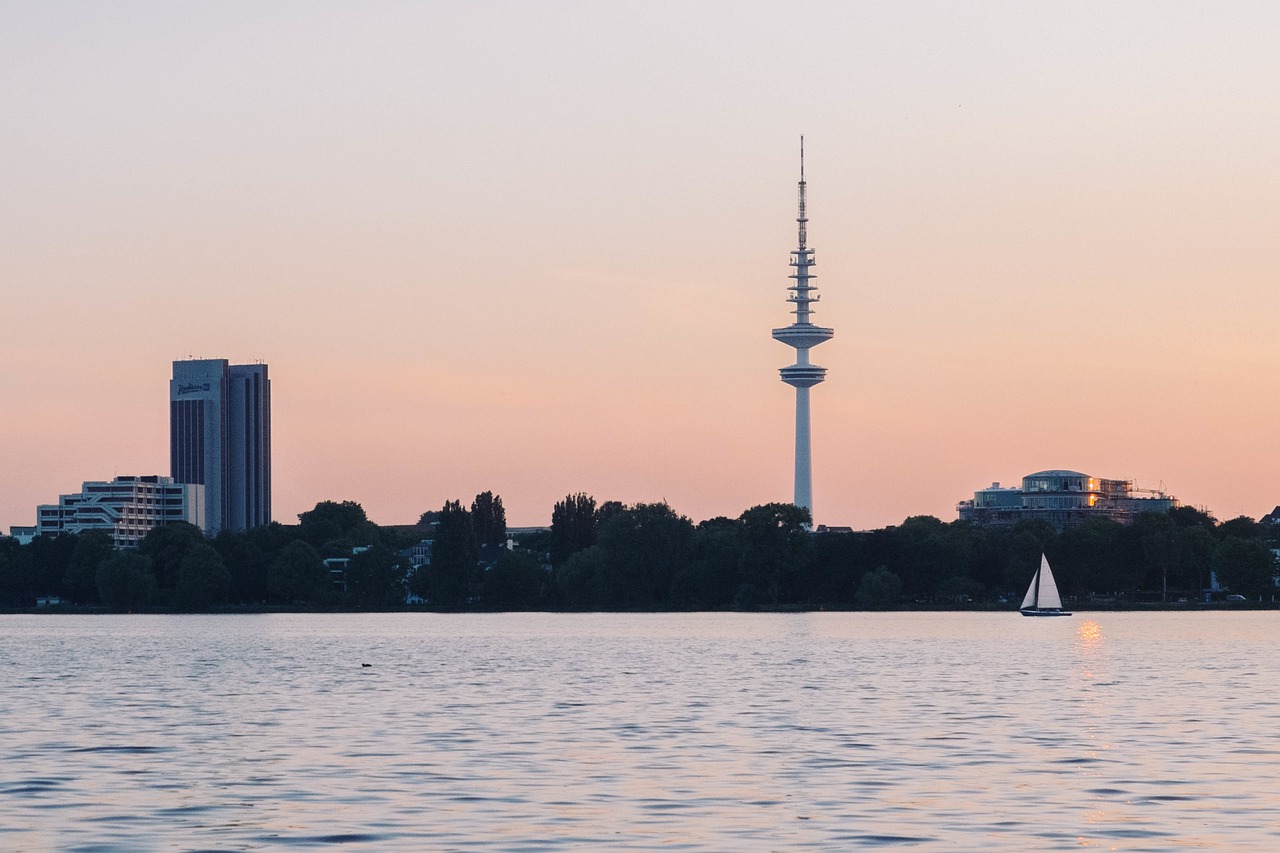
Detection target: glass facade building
<box><xmin>170</xmin><ymin>359</ymin><xmax>271</xmax><ymax>534</ymax></box>
<box><xmin>957</xmin><ymin>469</ymin><xmax>1179</xmax><ymax>530</ymax></box>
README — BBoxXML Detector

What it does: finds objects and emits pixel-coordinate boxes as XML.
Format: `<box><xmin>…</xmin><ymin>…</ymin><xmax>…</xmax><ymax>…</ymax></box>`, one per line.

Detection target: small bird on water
<box><xmin>361</xmin><ymin>663</ymin><xmax>372</xmax><ymax>667</ymax></box>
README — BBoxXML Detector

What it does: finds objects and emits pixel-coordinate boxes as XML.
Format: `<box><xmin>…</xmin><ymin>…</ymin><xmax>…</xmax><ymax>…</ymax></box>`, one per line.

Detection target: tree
<box><xmin>1168</xmin><ymin>506</ymin><xmax>1217</xmax><ymax>530</ymax></box>
<box><xmin>425</xmin><ymin>500</ymin><xmax>478</xmax><ymax>608</ymax></box>
<box><xmin>737</xmin><ymin>503</ymin><xmax>811</xmax><ymax>606</ymax></box>
<box><xmin>346</xmin><ymin>545</ymin><xmax>408</xmax><ymax>608</ymax></box>
<box><xmin>24</xmin><ymin>533</ymin><xmax>79</xmax><ymax>599</ymax></box>
<box><xmin>298</xmin><ymin>500</ymin><xmax>374</xmax><ymax>549</ymax></box>
<box><xmin>589</xmin><ymin>502</ymin><xmax>695</xmax><ymax>609</ymax></box>
<box><xmin>1056</xmin><ymin>518</ymin><xmax>1129</xmax><ymax>596</ymax></box>
<box><xmin>1137</xmin><ymin>513</ymin><xmax>1214</xmax><ymax>600</ymax></box>
<box><xmin>139</xmin><ymin>522</ymin><xmax>204</xmax><ymax>594</ymax></box>
<box><xmin>555</xmin><ymin>546</ymin><xmax>603</xmax><ymax>610</ymax></box>
<box><xmin>481</xmin><ymin>550</ymin><xmax>546</xmax><ymax>610</ymax></box>
<box><xmin>1213</xmin><ymin>536</ymin><xmax>1276</xmax><ymax>599</ymax></box>
<box><xmin>673</xmin><ymin>517</ymin><xmax>744</xmax><ymax>610</ymax></box>
<box><xmin>96</xmin><ymin>551</ymin><xmax>157</xmax><ymax>612</ymax></box>
<box><xmin>64</xmin><ymin>530</ymin><xmax>114</xmax><ymax>604</ymax></box>
<box><xmin>1219</xmin><ymin>515</ymin><xmax>1264</xmax><ymax>541</ymax></box>
<box><xmin>891</xmin><ymin>516</ymin><xmax>972</xmax><ymax>602</ymax></box>
<box><xmin>213</xmin><ymin>526</ymin><xmax>276</xmax><ymax>605</ymax></box>
<box><xmin>471</xmin><ymin>491</ymin><xmax>507</xmax><ymax>548</ymax></box>
<box><xmin>0</xmin><ymin>537</ymin><xmax>25</xmax><ymax>606</ymax></box>
<box><xmin>269</xmin><ymin>540</ymin><xmax>329</xmax><ymax>604</ymax></box>
<box><xmin>597</xmin><ymin>500</ymin><xmax>625</xmax><ymax>527</ymax></box>
<box><xmin>175</xmin><ymin>543</ymin><xmax>231</xmax><ymax>610</ymax></box>
<box><xmin>856</xmin><ymin>566</ymin><xmax>902</xmax><ymax>609</ymax></box>
<box><xmin>550</xmin><ymin>493</ymin><xmax>597</xmax><ymax>566</ymax></box>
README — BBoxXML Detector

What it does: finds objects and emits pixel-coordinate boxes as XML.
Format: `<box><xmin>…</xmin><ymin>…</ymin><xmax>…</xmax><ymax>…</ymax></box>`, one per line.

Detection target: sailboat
<box><xmin>1020</xmin><ymin>553</ymin><xmax>1072</xmax><ymax>617</ymax></box>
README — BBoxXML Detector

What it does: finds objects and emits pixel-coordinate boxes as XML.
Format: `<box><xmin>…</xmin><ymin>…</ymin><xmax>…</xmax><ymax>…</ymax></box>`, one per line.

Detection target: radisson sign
<box><xmin>177</xmin><ymin>383</ymin><xmax>211</xmax><ymax>396</ymax></box>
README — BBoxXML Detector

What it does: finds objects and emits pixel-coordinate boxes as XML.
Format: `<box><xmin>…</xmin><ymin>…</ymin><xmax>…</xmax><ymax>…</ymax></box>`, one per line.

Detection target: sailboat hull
<box><xmin>1019</xmin><ymin>554</ymin><xmax>1069</xmax><ymax>616</ymax></box>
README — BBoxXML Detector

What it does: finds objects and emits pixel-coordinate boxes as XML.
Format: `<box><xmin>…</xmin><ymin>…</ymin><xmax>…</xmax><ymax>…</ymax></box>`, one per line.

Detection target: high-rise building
<box><xmin>227</xmin><ymin>363</ymin><xmax>271</xmax><ymax>530</ymax></box>
<box><xmin>771</xmin><ymin>138</ymin><xmax>834</xmax><ymax>520</ymax></box>
<box><xmin>170</xmin><ymin>359</ymin><xmax>271</xmax><ymax>534</ymax></box>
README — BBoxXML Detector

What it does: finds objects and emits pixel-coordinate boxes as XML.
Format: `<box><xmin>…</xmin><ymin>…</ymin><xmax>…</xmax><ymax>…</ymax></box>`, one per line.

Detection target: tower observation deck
<box><xmin>771</xmin><ymin>137</ymin><xmax>834</xmax><ymax>518</ymax></box>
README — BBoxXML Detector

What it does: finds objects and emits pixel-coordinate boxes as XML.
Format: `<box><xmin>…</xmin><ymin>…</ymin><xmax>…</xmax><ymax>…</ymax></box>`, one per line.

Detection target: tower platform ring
<box><xmin>779</xmin><ymin>364</ymin><xmax>827</xmax><ymax>388</ymax></box>
<box><xmin>772</xmin><ymin>325</ymin><xmax>834</xmax><ymax>349</ymax></box>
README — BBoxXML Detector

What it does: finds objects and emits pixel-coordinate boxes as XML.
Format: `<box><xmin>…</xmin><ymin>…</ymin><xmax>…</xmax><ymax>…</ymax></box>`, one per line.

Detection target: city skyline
<box><xmin>3</xmin><ymin>3</ymin><xmax>1280</xmax><ymax>530</ymax></box>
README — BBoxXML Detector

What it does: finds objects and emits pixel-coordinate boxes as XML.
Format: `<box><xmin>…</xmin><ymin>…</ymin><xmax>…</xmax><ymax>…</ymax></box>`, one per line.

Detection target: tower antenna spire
<box><xmin>772</xmin><ymin>137</ymin><xmax>834</xmax><ymax>522</ymax></box>
<box><xmin>797</xmin><ymin>136</ymin><xmax>807</xmax><ymax>249</ymax></box>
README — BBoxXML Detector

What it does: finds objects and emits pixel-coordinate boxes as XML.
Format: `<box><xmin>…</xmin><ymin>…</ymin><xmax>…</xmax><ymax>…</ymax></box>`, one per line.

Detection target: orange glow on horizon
<box><xmin>3</xmin><ymin>4</ymin><xmax>1280</xmax><ymax>530</ymax></box>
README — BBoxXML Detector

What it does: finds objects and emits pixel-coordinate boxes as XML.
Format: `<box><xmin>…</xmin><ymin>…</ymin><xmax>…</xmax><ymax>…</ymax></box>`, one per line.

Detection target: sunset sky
<box><xmin>3</xmin><ymin>2</ymin><xmax>1279</xmax><ymax>530</ymax></box>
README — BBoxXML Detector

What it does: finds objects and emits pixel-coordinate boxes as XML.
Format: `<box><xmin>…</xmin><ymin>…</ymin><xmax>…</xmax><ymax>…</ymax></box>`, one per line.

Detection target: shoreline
<box><xmin>4</xmin><ymin>602</ymin><xmax>1277</xmax><ymax>616</ymax></box>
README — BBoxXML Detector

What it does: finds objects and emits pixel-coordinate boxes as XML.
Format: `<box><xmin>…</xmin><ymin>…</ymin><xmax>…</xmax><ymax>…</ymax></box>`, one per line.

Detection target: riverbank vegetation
<box><xmin>2</xmin><ymin>495</ymin><xmax>1276</xmax><ymax>612</ymax></box>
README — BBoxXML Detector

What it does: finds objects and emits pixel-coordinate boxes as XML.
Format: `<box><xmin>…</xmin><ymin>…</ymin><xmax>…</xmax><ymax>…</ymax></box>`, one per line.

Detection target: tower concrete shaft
<box><xmin>771</xmin><ymin>137</ymin><xmax>833</xmax><ymax>519</ymax></box>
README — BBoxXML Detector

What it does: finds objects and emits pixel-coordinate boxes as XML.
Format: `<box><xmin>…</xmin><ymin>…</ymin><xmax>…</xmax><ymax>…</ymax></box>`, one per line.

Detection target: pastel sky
<box><xmin>3</xmin><ymin>2</ymin><xmax>1279</xmax><ymax>530</ymax></box>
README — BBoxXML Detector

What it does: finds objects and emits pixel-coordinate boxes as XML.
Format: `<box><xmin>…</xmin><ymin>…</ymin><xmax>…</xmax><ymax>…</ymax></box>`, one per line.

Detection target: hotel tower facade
<box><xmin>170</xmin><ymin>359</ymin><xmax>271</xmax><ymax>534</ymax></box>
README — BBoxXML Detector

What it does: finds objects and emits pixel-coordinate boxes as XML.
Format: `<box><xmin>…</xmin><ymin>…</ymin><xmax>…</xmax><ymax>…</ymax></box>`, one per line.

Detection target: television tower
<box><xmin>771</xmin><ymin>137</ymin><xmax>834</xmax><ymax>519</ymax></box>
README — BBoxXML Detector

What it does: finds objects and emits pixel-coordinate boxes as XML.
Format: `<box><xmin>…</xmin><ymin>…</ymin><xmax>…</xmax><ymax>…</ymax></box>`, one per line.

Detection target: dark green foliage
<box><xmin>481</xmin><ymin>550</ymin><xmax>547</xmax><ymax>610</ymax></box>
<box><xmin>471</xmin><ymin>491</ymin><xmax>507</xmax><ymax>548</ymax></box>
<box><xmin>597</xmin><ymin>500</ymin><xmax>625</xmax><ymax>527</ymax></box>
<box><xmin>1053</xmin><ymin>519</ymin><xmax>1129</xmax><ymax>594</ymax></box>
<box><xmin>423</xmin><ymin>500</ymin><xmax>479</xmax><ymax>608</ymax></box>
<box><xmin>212</xmin><ymin>526</ymin><xmax>275</xmax><ymax>604</ymax></box>
<box><xmin>1213</xmin><ymin>536</ymin><xmax>1276</xmax><ymax>598</ymax></box>
<box><xmin>0</xmin><ymin>536</ymin><xmax>25</xmax><ymax>606</ymax></box>
<box><xmin>737</xmin><ymin>503</ymin><xmax>810</xmax><ymax>606</ymax></box>
<box><xmin>139</xmin><ymin>522</ymin><xmax>204</xmax><ymax>593</ymax></box>
<box><xmin>1</xmin><ymin>533</ymin><xmax>84</xmax><ymax>605</ymax></box>
<box><xmin>554</xmin><ymin>546</ymin><xmax>602</xmax><ymax>610</ymax></box>
<box><xmin>346</xmin><ymin>545</ymin><xmax>408</xmax><ymax>608</ymax></box>
<box><xmin>1169</xmin><ymin>506</ymin><xmax>1217</xmax><ymax>530</ymax></box>
<box><xmin>1134</xmin><ymin>512</ymin><xmax>1216</xmax><ymax>600</ymax></box>
<box><xmin>298</xmin><ymin>500</ymin><xmax>375</xmax><ymax>550</ymax></box>
<box><xmin>1219</xmin><ymin>516</ymin><xmax>1264</xmax><ymax>540</ymax></box>
<box><xmin>64</xmin><ymin>530</ymin><xmax>114</xmax><ymax>604</ymax></box>
<box><xmin>554</xmin><ymin>502</ymin><xmax>694</xmax><ymax>610</ymax></box>
<box><xmin>4</xmin><ymin>501</ymin><xmax>1275</xmax><ymax>611</ymax></box>
<box><xmin>269</xmin><ymin>540</ymin><xmax>329</xmax><ymax>604</ymax></box>
<box><xmin>856</xmin><ymin>566</ymin><xmax>902</xmax><ymax>609</ymax></box>
<box><xmin>25</xmin><ymin>533</ymin><xmax>78</xmax><ymax>599</ymax></box>
<box><xmin>97</xmin><ymin>551</ymin><xmax>156</xmax><ymax>612</ymax></box>
<box><xmin>550</xmin><ymin>493</ymin><xmax>597</xmax><ymax>566</ymax></box>
<box><xmin>175</xmin><ymin>544</ymin><xmax>231</xmax><ymax>611</ymax></box>
<box><xmin>672</xmin><ymin>517</ymin><xmax>742</xmax><ymax>610</ymax></box>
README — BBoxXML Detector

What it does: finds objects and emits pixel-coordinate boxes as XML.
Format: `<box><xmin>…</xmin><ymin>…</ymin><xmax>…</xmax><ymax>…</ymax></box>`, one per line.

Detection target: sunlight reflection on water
<box><xmin>1</xmin><ymin>612</ymin><xmax>1278</xmax><ymax>851</ymax></box>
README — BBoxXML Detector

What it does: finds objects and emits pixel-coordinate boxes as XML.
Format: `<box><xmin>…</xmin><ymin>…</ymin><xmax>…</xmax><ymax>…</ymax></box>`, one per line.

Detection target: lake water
<box><xmin>1</xmin><ymin>612</ymin><xmax>1277</xmax><ymax>851</ymax></box>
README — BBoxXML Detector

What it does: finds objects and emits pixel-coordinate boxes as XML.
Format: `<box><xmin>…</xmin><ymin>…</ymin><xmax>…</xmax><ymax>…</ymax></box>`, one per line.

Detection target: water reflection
<box><xmin>1076</xmin><ymin>619</ymin><xmax>1103</xmax><ymax>646</ymax></box>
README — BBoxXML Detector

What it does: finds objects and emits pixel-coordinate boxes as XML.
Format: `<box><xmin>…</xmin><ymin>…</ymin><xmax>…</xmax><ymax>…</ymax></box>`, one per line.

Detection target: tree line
<box><xmin>1</xmin><ymin>494</ymin><xmax>1275</xmax><ymax>612</ymax></box>
<box><xmin>541</xmin><ymin>498</ymin><xmax>1277</xmax><ymax>609</ymax></box>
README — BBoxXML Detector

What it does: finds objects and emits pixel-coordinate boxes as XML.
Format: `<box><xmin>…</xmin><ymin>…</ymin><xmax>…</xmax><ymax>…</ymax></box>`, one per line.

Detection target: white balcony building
<box><xmin>36</xmin><ymin>475</ymin><xmax>206</xmax><ymax>548</ymax></box>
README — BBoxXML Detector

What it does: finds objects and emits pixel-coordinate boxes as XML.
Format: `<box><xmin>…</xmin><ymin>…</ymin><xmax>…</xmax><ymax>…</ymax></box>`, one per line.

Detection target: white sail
<box><xmin>1020</xmin><ymin>566</ymin><xmax>1039</xmax><ymax>610</ymax></box>
<box><xmin>1035</xmin><ymin>554</ymin><xmax>1063</xmax><ymax>610</ymax></box>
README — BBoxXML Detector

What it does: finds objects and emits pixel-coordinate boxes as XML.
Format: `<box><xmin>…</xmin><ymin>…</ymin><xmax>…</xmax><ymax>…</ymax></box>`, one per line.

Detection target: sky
<box><xmin>2</xmin><ymin>1</ymin><xmax>1279</xmax><ymax>530</ymax></box>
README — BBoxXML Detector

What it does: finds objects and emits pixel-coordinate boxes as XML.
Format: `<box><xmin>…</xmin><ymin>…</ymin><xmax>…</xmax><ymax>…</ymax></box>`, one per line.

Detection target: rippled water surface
<box><xmin>2</xmin><ymin>612</ymin><xmax>1278</xmax><ymax>851</ymax></box>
